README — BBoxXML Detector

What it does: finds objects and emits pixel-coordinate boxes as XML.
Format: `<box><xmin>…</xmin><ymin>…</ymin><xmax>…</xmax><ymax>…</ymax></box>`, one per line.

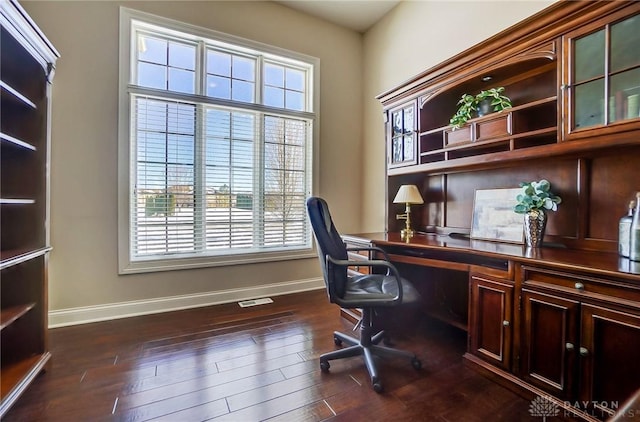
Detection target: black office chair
<box><xmin>306</xmin><ymin>196</ymin><xmax>422</xmax><ymax>393</ymax></box>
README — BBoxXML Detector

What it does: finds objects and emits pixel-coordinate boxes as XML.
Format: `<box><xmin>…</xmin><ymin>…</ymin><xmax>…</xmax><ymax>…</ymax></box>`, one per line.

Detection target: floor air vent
<box><xmin>238</xmin><ymin>297</ymin><xmax>274</xmax><ymax>308</ymax></box>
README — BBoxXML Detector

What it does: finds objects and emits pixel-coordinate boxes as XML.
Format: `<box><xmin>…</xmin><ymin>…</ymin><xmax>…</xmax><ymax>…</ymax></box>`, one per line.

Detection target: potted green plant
<box><xmin>513</xmin><ymin>179</ymin><xmax>562</xmax><ymax>247</ymax></box>
<box><xmin>449</xmin><ymin>87</ymin><xmax>512</xmax><ymax>129</ymax></box>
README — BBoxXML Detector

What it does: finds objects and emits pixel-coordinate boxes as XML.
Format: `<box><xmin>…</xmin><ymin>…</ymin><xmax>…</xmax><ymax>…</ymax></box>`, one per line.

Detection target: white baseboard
<box><xmin>48</xmin><ymin>277</ymin><xmax>324</xmax><ymax>328</ymax></box>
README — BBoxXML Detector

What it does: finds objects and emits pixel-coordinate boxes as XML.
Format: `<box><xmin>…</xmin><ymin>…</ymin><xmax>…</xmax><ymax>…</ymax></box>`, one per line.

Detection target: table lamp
<box><xmin>393</xmin><ymin>184</ymin><xmax>424</xmax><ymax>240</ymax></box>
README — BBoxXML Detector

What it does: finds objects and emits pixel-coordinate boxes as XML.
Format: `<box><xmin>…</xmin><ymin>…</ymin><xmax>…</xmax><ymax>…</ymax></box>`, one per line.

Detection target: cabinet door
<box><xmin>387</xmin><ymin>101</ymin><xmax>417</xmax><ymax>168</ymax></box>
<box><xmin>469</xmin><ymin>275</ymin><xmax>513</xmax><ymax>371</ymax></box>
<box><xmin>520</xmin><ymin>288</ymin><xmax>579</xmax><ymax>398</ymax></box>
<box><xmin>579</xmin><ymin>304</ymin><xmax>640</xmax><ymax>411</ymax></box>
<box><xmin>564</xmin><ymin>5</ymin><xmax>640</xmax><ymax>137</ymax></box>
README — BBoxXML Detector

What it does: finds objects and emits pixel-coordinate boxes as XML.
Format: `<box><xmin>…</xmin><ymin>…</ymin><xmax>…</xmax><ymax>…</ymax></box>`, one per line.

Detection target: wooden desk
<box><xmin>345</xmin><ymin>232</ymin><xmax>640</xmax><ymax>281</ymax></box>
<box><xmin>344</xmin><ymin>232</ymin><xmax>640</xmax><ymax>421</ymax></box>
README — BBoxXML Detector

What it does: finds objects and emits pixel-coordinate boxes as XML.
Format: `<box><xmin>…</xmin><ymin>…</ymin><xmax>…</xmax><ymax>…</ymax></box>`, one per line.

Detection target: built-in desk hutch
<box><xmin>371</xmin><ymin>1</ymin><xmax>640</xmax><ymax>420</ymax></box>
<box><xmin>0</xmin><ymin>0</ymin><xmax>58</xmax><ymax>417</ymax></box>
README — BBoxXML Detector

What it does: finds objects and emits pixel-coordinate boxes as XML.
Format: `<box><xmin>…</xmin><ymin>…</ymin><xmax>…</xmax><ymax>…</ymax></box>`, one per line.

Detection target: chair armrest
<box><xmin>326</xmin><ymin>255</ymin><xmax>403</xmax><ymax>307</ymax></box>
<box><xmin>345</xmin><ymin>246</ymin><xmax>392</xmax><ymax>262</ymax></box>
<box><xmin>345</xmin><ymin>246</ymin><xmax>392</xmax><ymax>275</ymax></box>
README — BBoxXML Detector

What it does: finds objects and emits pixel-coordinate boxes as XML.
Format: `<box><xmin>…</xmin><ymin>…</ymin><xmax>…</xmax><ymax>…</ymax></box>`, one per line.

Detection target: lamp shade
<box><xmin>393</xmin><ymin>185</ymin><xmax>424</xmax><ymax>204</ymax></box>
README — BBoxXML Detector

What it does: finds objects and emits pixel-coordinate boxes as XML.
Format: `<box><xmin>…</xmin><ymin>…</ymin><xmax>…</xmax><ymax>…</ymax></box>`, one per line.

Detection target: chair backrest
<box><xmin>306</xmin><ymin>197</ymin><xmax>348</xmax><ymax>300</ymax></box>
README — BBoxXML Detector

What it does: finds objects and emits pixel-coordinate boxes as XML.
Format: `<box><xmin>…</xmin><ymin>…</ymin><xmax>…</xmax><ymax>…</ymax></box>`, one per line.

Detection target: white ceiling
<box><xmin>275</xmin><ymin>0</ymin><xmax>401</xmax><ymax>33</ymax></box>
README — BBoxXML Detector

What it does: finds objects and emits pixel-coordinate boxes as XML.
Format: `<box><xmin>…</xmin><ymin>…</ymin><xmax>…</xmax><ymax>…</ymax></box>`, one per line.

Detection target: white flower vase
<box><xmin>524</xmin><ymin>209</ymin><xmax>547</xmax><ymax>248</ymax></box>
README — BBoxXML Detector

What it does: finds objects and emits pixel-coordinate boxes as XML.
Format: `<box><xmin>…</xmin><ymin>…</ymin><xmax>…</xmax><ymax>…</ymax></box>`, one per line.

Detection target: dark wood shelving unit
<box><xmin>0</xmin><ymin>304</ymin><xmax>36</xmax><ymax>330</ymax></box>
<box><xmin>0</xmin><ymin>0</ymin><xmax>58</xmax><ymax>417</ymax></box>
<box><xmin>0</xmin><ymin>80</ymin><xmax>37</xmax><ymax>109</ymax></box>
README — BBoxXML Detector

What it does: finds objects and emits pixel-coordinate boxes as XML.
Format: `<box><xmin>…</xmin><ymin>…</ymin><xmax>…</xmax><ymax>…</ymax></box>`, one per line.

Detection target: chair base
<box><xmin>319</xmin><ymin>327</ymin><xmax>421</xmax><ymax>393</ymax></box>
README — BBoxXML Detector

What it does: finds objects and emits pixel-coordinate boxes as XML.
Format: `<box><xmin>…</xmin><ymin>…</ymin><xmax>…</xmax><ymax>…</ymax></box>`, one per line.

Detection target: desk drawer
<box><xmin>383</xmin><ymin>244</ymin><xmax>510</xmax><ymax>275</ymax></box>
<box><xmin>521</xmin><ymin>266</ymin><xmax>640</xmax><ymax>306</ymax></box>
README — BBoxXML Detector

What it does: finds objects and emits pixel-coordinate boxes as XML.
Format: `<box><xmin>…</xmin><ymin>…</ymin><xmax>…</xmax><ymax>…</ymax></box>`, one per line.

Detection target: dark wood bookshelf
<box><xmin>0</xmin><ymin>0</ymin><xmax>58</xmax><ymax>417</ymax></box>
<box><xmin>0</xmin><ymin>304</ymin><xmax>35</xmax><ymax>330</ymax></box>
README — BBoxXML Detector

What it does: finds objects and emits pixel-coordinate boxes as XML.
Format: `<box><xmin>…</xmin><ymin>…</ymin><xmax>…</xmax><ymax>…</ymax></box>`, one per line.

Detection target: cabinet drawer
<box><xmin>469</xmin><ymin>274</ymin><xmax>514</xmax><ymax>371</ymax></box>
<box><xmin>444</xmin><ymin>125</ymin><xmax>471</xmax><ymax>147</ymax></box>
<box><xmin>475</xmin><ymin>113</ymin><xmax>511</xmax><ymax>141</ymax></box>
<box><xmin>521</xmin><ymin>266</ymin><xmax>640</xmax><ymax>306</ymax></box>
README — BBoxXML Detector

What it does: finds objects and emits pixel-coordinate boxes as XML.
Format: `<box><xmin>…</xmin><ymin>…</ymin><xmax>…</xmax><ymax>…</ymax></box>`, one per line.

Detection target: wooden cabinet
<box><xmin>387</xmin><ymin>101</ymin><xmax>417</xmax><ymax>168</ymax></box>
<box><xmin>379</xmin><ymin>1</ymin><xmax>640</xmax><ymax>254</ymax></box>
<box><xmin>563</xmin><ymin>4</ymin><xmax>640</xmax><ymax>139</ymax></box>
<box><xmin>469</xmin><ymin>273</ymin><xmax>513</xmax><ymax>371</ymax></box>
<box><xmin>578</xmin><ymin>304</ymin><xmax>640</xmax><ymax>415</ymax></box>
<box><xmin>520</xmin><ymin>287</ymin><xmax>579</xmax><ymax>399</ymax></box>
<box><xmin>0</xmin><ymin>0</ymin><xmax>58</xmax><ymax>417</ymax></box>
<box><xmin>520</xmin><ymin>266</ymin><xmax>640</xmax><ymax>417</ymax></box>
<box><xmin>376</xmin><ymin>2</ymin><xmax>640</xmax><ymax>418</ymax></box>
<box><xmin>380</xmin><ymin>2</ymin><xmax>640</xmax><ymax>178</ymax></box>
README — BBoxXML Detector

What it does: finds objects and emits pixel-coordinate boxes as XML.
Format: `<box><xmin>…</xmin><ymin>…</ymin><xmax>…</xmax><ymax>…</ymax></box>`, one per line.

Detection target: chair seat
<box><xmin>343</xmin><ymin>274</ymin><xmax>421</xmax><ymax>306</ymax></box>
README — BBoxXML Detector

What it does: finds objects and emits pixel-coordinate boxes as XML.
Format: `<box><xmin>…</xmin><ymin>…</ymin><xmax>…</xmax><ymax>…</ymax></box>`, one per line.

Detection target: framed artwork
<box><xmin>470</xmin><ymin>188</ymin><xmax>524</xmax><ymax>244</ymax></box>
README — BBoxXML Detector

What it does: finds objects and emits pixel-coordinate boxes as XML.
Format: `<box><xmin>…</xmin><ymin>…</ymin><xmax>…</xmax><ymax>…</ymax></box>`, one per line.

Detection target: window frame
<box><xmin>118</xmin><ymin>7</ymin><xmax>319</xmax><ymax>274</ymax></box>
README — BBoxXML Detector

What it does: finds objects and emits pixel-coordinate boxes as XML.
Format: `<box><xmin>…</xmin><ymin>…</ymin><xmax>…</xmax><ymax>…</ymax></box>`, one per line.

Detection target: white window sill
<box><xmin>119</xmin><ymin>248</ymin><xmax>316</xmax><ymax>274</ymax></box>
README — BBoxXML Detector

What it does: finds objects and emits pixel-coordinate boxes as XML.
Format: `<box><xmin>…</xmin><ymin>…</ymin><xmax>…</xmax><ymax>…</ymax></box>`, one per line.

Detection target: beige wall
<box><xmin>21</xmin><ymin>1</ymin><xmax>363</xmax><ymax>316</ymax></box>
<box><xmin>22</xmin><ymin>0</ymin><xmax>556</xmax><ymax>321</ymax></box>
<box><xmin>361</xmin><ymin>0</ymin><xmax>556</xmax><ymax>232</ymax></box>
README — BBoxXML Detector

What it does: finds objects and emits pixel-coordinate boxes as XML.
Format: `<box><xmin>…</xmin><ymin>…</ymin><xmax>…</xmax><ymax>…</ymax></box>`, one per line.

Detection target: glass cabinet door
<box><xmin>388</xmin><ymin>102</ymin><xmax>416</xmax><ymax>167</ymax></box>
<box><xmin>569</xmin><ymin>11</ymin><xmax>640</xmax><ymax>133</ymax></box>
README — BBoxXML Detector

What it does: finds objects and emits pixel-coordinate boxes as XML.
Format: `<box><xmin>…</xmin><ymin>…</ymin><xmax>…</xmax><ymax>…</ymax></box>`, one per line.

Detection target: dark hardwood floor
<box><xmin>5</xmin><ymin>289</ymin><xmax>549</xmax><ymax>421</ymax></box>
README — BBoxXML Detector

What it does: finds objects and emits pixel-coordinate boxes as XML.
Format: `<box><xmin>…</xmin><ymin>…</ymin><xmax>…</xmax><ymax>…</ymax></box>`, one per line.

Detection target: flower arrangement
<box><xmin>449</xmin><ymin>87</ymin><xmax>512</xmax><ymax>129</ymax></box>
<box><xmin>513</xmin><ymin>179</ymin><xmax>562</xmax><ymax>214</ymax></box>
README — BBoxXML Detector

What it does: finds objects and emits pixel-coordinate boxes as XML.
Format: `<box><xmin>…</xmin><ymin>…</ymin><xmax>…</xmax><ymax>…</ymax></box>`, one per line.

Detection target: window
<box><xmin>118</xmin><ymin>9</ymin><xmax>318</xmax><ymax>273</ymax></box>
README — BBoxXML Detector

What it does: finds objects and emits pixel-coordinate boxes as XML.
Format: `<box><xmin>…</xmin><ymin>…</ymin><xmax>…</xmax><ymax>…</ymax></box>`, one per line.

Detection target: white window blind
<box><xmin>120</xmin><ymin>11</ymin><xmax>317</xmax><ymax>271</ymax></box>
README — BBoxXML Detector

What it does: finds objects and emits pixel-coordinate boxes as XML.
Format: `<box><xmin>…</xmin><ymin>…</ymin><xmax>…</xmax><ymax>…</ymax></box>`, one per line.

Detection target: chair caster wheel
<box><xmin>334</xmin><ymin>336</ymin><xmax>342</xmax><ymax>346</ymax></box>
<box><xmin>372</xmin><ymin>379</ymin><xmax>384</xmax><ymax>393</ymax></box>
<box><xmin>320</xmin><ymin>360</ymin><xmax>330</xmax><ymax>373</ymax></box>
<box><xmin>411</xmin><ymin>357</ymin><xmax>422</xmax><ymax>370</ymax></box>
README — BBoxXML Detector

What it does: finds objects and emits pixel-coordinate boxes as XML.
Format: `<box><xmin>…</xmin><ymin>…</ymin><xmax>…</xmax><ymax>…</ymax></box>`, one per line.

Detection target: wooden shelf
<box><xmin>0</xmin><ymin>80</ymin><xmax>36</xmax><ymax>109</ymax></box>
<box><xmin>412</xmin><ymin>95</ymin><xmax>558</xmax><ymax>170</ymax></box>
<box><xmin>442</xmin><ymin>127</ymin><xmax>557</xmax><ymax>153</ymax></box>
<box><xmin>0</xmin><ymin>304</ymin><xmax>35</xmax><ymax>330</ymax></box>
<box><xmin>0</xmin><ymin>198</ymin><xmax>36</xmax><ymax>205</ymax></box>
<box><xmin>0</xmin><ymin>247</ymin><xmax>51</xmax><ymax>269</ymax></box>
<box><xmin>0</xmin><ymin>352</ymin><xmax>51</xmax><ymax>406</ymax></box>
<box><xmin>425</xmin><ymin>307</ymin><xmax>468</xmax><ymax>332</ymax></box>
<box><xmin>418</xmin><ymin>96</ymin><xmax>557</xmax><ymax>138</ymax></box>
<box><xmin>0</xmin><ymin>132</ymin><xmax>36</xmax><ymax>151</ymax></box>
